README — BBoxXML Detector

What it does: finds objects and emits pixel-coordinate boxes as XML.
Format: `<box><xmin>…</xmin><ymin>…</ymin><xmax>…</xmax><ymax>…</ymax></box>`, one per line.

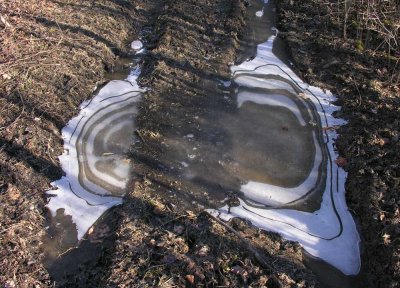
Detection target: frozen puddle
<box><xmin>207</xmin><ymin>25</ymin><xmax>360</xmax><ymax>277</ymax></box>
<box><xmin>200</xmin><ymin>0</ymin><xmax>361</xmax><ymax>275</ymax></box>
<box><xmin>151</xmin><ymin>0</ymin><xmax>360</xmax><ymax>274</ymax></box>
<box><xmin>45</xmin><ymin>2</ymin><xmax>361</xmax><ymax>276</ymax></box>
<box><xmin>47</xmin><ymin>79</ymin><xmax>144</xmax><ymax>239</ymax></box>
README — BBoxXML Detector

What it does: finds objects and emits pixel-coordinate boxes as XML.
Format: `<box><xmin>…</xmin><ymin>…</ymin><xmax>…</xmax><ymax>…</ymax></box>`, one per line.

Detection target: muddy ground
<box><xmin>0</xmin><ymin>0</ymin><xmax>152</xmax><ymax>286</ymax></box>
<box><xmin>0</xmin><ymin>0</ymin><xmax>399</xmax><ymax>287</ymax></box>
<box><xmin>1</xmin><ymin>0</ymin><xmax>316</xmax><ymax>287</ymax></box>
<box><xmin>46</xmin><ymin>0</ymin><xmax>318</xmax><ymax>287</ymax></box>
<box><xmin>275</xmin><ymin>1</ymin><xmax>400</xmax><ymax>287</ymax></box>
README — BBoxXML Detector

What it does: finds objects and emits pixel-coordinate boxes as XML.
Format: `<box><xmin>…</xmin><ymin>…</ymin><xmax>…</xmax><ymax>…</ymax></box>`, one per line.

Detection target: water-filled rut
<box><xmin>47</xmin><ymin>77</ymin><xmax>144</xmax><ymax>239</ymax></box>
<box><xmin>44</xmin><ymin>0</ymin><xmax>360</xmax><ymax>282</ymax></box>
<box><xmin>209</xmin><ymin>1</ymin><xmax>360</xmax><ymax>275</ymax></box>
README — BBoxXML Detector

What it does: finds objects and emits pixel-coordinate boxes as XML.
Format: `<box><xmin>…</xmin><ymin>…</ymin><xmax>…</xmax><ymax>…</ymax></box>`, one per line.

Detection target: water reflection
<box><xmin>156</xmin><ymin>0</ymin><xmax>360</xmax><ymax>275</ymax></box>
<box><xmin>228</xmin><ymin>79</ymin><xmax>327</xmax><ymax>210</ymax></box>
<box><xmin>209</xmin><ymin>35</ymin><xmax>361</xmax><ymax>273</ymax></box>
<box><xmin>47</xmin><ymin>80</ymin><xmax>143</xmax><ymax>239</ymax></box>
<box><xmin>44</xmin><ymin>0</ymin><xmax>361</xmax><ymax>277</ymax></box>
<box><xmin>209</xmin><ymin>0</ymin><xmax>360</xmax><ymax>275</ymax></box>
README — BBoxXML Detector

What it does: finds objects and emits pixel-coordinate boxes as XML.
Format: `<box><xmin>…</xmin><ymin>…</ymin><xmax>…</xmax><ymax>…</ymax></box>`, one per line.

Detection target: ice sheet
<box><xmin>208</xmin><ymin>34</ymin><xmax>360</xmax><ymax>275</ymax></box>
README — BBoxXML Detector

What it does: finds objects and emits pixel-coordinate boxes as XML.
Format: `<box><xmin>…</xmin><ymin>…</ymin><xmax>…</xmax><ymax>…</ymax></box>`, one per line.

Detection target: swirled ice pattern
<box><xmin>47</xmin><ymin>79</ymin><xmax>144</xmax><ymax>239</ymax></box>
<box><xmin>208</xmin><ymin>37</ymin><xmax>361</xmax><ymax>275</ymax></box>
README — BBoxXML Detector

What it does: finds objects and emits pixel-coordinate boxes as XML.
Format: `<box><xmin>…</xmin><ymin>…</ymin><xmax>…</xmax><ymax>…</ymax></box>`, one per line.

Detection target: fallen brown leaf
<box><xmin>335</xmin><ymin>156</ymin><xmax>348</xmax><ymax>167</ymax></box>
<box><xmin>185</xmin><ymin>274</ymin><xmax>195</xmax><ymax>284</ymax></box>
<box><xmin>7</xmin><ymin>184</ymin><xmax>20</xmax><ymax>201</ymax></box>
<box><xmin>197</xmin><ymin>245</ymin><xmax>209</xmax><ymax>257</ymax></box>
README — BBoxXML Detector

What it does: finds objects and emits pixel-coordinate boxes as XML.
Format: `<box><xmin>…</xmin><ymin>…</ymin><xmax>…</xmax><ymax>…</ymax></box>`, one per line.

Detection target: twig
<box><xmin>204</xmin><ymin>211</ymin><xmax>273</xmax><ymax>271</ymax></box>
<box><xmin>0</xmin><ymin>223</ymin><xmax>21</xmax><ymax>234</ymax></box>
<box><xmin>0</xmin><ymin>14</ymin><xmax>12</xmax><ymax>29</ymax></box>
<box><xmin>161</xmin><ymin>214</ymin><xmax>186</xmax><ymax>226</ymax></box>
<box><xmin>143</xmin><ymin>263</ymin><xmax>167</xmax><ymax>279</ymax></box>
<box><xmin>0</xmin><ymin>108</ymin><xmax>24</xmax><ymax>132</ymax></box>
<box><xmin>57</xmin><ymin>247</ymin><xmax>76</xmax><ymax>258</ymax></box>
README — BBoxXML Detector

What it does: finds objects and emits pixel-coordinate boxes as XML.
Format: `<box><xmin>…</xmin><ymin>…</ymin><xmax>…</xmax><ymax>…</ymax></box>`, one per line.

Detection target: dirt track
<box><xmin>0</xmin><ymin>0</ymin><xmax>151</xmax><ymax>286</ymax></box>
<box><xmin>0</xmin><ymin>0</ymin><xmax>399</xmax><ymax>287</ymax></box>
<box><xmin>1</xmin><ymin>1</ymin><xmax>316</xmax><ymax>287</ymax></box>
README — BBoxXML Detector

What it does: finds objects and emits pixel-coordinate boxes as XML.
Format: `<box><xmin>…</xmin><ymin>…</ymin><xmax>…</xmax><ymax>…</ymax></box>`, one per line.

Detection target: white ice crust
<box><xmin>47</xmin><ymin>79</ymin><xmax>144</xmax><ymax>240</ymax></box>
<box><xmin>256</xmin><ymin>9</ymin><xmax>264</xmax><ymax>17</ymax></box>
<box><xmin>208</xmin><ymin>35</ymin><xmax>361</xmax><ymax>275</ymax></box>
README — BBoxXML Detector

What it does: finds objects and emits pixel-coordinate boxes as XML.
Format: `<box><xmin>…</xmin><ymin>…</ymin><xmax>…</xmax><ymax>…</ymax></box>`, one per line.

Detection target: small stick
<box><xmin>204</xmin><ymin>211</ymin><xmax>274</xmax><ymax>272</ymax></box>
<box><xmin>0</xmin><ymin>14</ymin><xmax>12</xmax><ymax>29</ymax></box>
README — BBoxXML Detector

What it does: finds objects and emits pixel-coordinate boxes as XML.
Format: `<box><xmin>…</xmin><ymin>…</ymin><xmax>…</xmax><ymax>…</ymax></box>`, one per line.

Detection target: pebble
<box><xmin>130</xmin><ymin>40</ymin><xmax>143</xmax><ymax>51</ymax></box>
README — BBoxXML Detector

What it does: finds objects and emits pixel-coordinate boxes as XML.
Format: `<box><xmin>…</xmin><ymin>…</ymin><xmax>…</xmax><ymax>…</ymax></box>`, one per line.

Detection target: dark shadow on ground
<box><xmin>46</xmin><ymin>185</ymin><xmax>315</xmax><ymax>287</ymax></box>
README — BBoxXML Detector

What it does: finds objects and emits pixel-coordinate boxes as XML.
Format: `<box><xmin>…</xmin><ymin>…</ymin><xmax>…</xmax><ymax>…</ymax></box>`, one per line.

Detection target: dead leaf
<box><xmin>335</xmin><ymin>156</ymin><xmax>348</xmax><ymax>167</ymax></box>
<box><xmin>322</xmin><ymin>125</ymin><xmax>340</xmax><ymax>131</ymax></box>
<box><xmin>185</xmin><ymin>274</ymin><xmax>195</xmax><ymax>284</ymax></box>
<box><xmin>383</xmin><ymin>233</ymin><xmax>391</xmax><ymax>245</ymax></box>
<box><xmin>186</xmin><ymin>259</ymin><xmax>196</xmax><ymax>270</ymax></box>
<box><xmin>376</xmin><ymin>137</ymin><xmax>390</xmax><ymax>146</ymax></box>
<box><xmin>298</xmin><ymin>92</ymin><xmax>309</xmax><ymax>99</ymax></box>
<box><xmin>88</xmin><ymin>224</ymin><xmax>111</xmax><ymax>243</ymax></box>
<box><xmin>258</xmin><ymin>275</ymin><xmax>269</xmax><ymax>286</ymax></box>
<box><xmin>278</xmin><ymin>273</ymin><xmax>296</xmax><ymax>284</ymax></box>
<box><xmin>231</xmin><ymin>265</ymin><xmax>248</xmax><ymax>277</ymax></box>
<box><xmin>2</xmin><ymin>74</ymin><xmax>11</xmax><ymax>80</ymax></box>
<box><xmin>186</xmin><ymin>210</ymin><xmax>196</xmax><ymax>219</ymax></box>
<box><xmin>197</xmin><ymin>245</ymin><xmax>209</xmax><ymax>257</ymax></box>
<box><xmin>4</xmin><ymin>280</ymin><xmax>16</xmax><ymax>288</ymax></box>
<box><xmin>7</xmin><ymin>184</ymin><xmax>20</xmax><ymax>201</ymax></box>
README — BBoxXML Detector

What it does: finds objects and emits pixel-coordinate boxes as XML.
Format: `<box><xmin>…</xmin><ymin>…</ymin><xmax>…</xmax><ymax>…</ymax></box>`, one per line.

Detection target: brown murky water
<box><xmin>159</xmin><ymin>77</ymin><xmax>327</xmax><ymax>211</ymax></box>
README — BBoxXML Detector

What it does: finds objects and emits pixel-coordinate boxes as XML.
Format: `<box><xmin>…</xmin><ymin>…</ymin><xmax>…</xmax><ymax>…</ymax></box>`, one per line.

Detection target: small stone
<box><xmin>130</xmin><ymin>40</ymin><xmax>143</xmax><ymax>50</ymax></box>
<box><xmin>377</xmin><ymin>137</ymin><xmax>390</xmax><ymax>146</ymax></box>
<box><xmin>197</xmin><ymin>245</ymin><xmax>209</xmax><ymax>257</ymax></box>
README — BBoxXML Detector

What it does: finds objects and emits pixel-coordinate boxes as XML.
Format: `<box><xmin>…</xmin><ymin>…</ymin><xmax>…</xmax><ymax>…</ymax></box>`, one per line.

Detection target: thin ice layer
<box><xmin>47</xmin><ymin>80</ymin><xmax>144</xmax><ymax>239</ymax></box>
<box><xmin>209</xmin><ymin>35</ymin><xmax>361</xmax><ymax>275</ymax></box>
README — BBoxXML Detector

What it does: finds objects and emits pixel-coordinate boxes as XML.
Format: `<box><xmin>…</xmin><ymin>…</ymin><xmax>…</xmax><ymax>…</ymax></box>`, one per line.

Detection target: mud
<box><xmin>1</xmin><ymin>0</ymin><xmax>397</xmax><ymax>287</ymax></box>
<box><xmin>103</xmin><ymin>0</ymin><xmax>318</xmax><ymax>287</ymax></box>
<box><xmin>275</xmin><ymin>0</ymin><xmax>400</xmax><ymax>287</ymax></box>
<box><xmin>1</xmin><ymin>0</ymin><xmax>316</xmax><ymax>286</ymax></box>
<box><xmin>0</xmin><ymin>0</ymin><xmax>154</xmax><ymax>286</ymax></box>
